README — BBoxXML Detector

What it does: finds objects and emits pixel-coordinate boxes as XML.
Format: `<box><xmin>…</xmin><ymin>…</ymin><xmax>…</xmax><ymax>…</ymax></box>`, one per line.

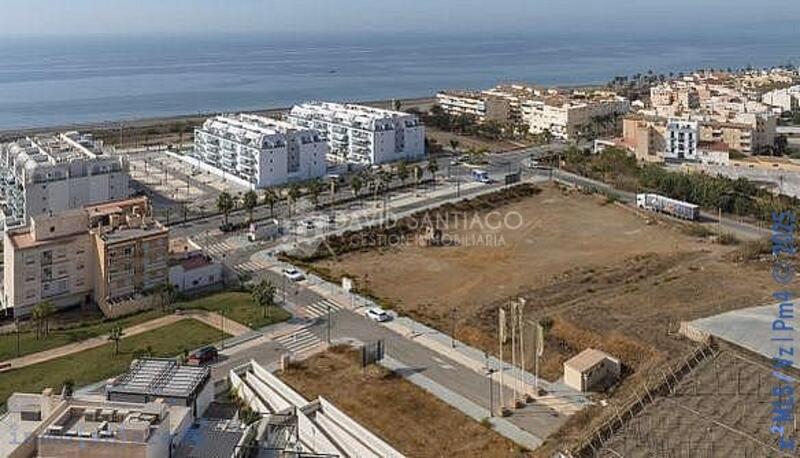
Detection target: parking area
<box><xmin>126</xmin><ymin>150</ymin><xmax>250</xmax><ymax>220</ymax></box>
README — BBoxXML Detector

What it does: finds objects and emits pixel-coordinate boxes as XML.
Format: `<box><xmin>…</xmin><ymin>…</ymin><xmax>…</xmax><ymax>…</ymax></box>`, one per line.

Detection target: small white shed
<box><xmin>563</xmin><ymin>348</ymin><xmax>621</xmax><ymax>392</ymax></box>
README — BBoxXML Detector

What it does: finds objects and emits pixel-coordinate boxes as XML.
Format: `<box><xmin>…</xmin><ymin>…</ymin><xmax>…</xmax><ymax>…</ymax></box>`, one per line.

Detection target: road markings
<box><xmin>232</xmin><ymin>259</ymin><xmax>272</xmax><ymax>274</ymax></box>
<box><xmin>303</xmin><ymin>299</ymin><xmax>343</xmax><ymax>319</ymax></box>
<box><xmin>274</xmin><ymin>328</ymin><xmax>324</xmax><ymax>355</ymax></box>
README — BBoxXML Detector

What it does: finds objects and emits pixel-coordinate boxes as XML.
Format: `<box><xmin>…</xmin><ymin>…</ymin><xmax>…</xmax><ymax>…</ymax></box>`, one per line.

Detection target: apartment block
<box><xmin>665</xmin><ymin>119</ymin><xmax>699</xmax><ymax>161</ymax></box>
<box><xmin>621</xmin><ymin>115</ymin><xmax>667</xmax><ymax>162</ymax></box>
<box><xmin>288</xmin><ymin>102</ymin><xmax>425</xmax><ymax>164</ymax></box>
<box><xmin>523</xmin><ymin>95</ymin><xmax>630</xmax><ymax>140</ymax></box>
<box><xmin>0</xmin><ymin>132</ymin><xmax>129</xmax><ymax>229</ymax></box>
<box><xmin>436</xmin><ymin>90</ymin><xmax>511</xmax><ymax>123</ymax></box>
<box><xmin>87</xmin><ymin>198</ymin><xmax>169</xmax><ymax>312</ymax></box>
<box><xmin>2</xmin><ymin>197</ymin><xmax>168</xmax><ymax>318</ymax></box>
<box><xmin>191</xmin><ymin>114</ymin><xmax>327</xmax><ymax>189</ymax></box>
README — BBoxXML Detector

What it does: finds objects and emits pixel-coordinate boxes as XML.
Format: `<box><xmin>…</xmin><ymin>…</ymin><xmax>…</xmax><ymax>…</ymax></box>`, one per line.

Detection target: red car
<box><xmin>187</xmin><ymin>345</ymin><xmax>218</xmax><ymax>366</ymax></box>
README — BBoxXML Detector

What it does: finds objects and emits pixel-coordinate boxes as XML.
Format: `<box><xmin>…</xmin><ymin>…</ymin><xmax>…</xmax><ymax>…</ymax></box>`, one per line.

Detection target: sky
<box><xmin>1</xmin><ymin>0</ymin><xmax>799</xmax><ymax>37</ymax></box>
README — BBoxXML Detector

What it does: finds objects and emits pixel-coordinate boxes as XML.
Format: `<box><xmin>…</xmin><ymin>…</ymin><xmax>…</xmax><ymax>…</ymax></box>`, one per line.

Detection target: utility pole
<box><xmin>450</xmin><ymin>307</ymin><xmax>458</xmax><ymax>348</ymax></box>
<box><xmin>15</xmin><ymin>318</ymin><xmax>20</xmax><ymax>357</ymax></box>
<box><xmin>326</xmin><ymin>303</ymin><xmax>332</xmax><ymax>344</ymax></box>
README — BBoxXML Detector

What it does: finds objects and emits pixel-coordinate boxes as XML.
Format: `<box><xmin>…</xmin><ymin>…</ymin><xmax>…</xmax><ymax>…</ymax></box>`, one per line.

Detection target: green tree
<box><xmin>251</xmin><ymin>279</ymin><xmax>277</xmax><ymax>319</ymax></box>
<box><xmin>427</xmin><ymin>159</ymin><xmax>439</xmax><ymax>189</ymax></box>
<box><xmin>32</xmin><ymin>301</ymin><xmax>55</xmax><ymax>339</ymax></box>
<box><xmin>396</xmin><ymin>162</ymin><xmax>410</xmax><ymax>187</ymax></box>
<box><xmin>160</xmin><ymin>281</ymin><xmax>178</xmax><ymax>313</ymax></box>
<box><xmin>307</xmin><ymin>179</ymin><xmax>324</xmax><ymax>208</ymax></box>
<box><xmin>350</xmin><ymin>175</ymin><xmax>364</xmax><ymax>198</ymax></box>
<box><xmin>243</xmin><ymin>190</ymin><xmax>259</xmax><ymax>223</ymax></box>
<box><xmin>262</xmin><ymin>188</ymin><xmax>279</xmax><ymax>218</ymax></box>
<box><xmin>286</xmin><ymin>184</ymin><xmax>302</xmax><ymax>216</ymax></box>
<box><xmin>449</xmin><ymin>139</ymin><xmax>460</xmax><ymax>153</ymax></box>
<box><xmin>108</xmin><ymin>325</ymin><xmax>125</xmax><ymax>357</ymax></box>
<box><xmin>216</xmin><ymin>191</ymin><xmax>234</xmax><ymax>226</ymax></box>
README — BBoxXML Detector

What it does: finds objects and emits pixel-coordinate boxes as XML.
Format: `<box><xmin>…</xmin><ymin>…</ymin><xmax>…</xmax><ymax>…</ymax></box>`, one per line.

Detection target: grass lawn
<box><xmin>174</xmin><ymin>291</ymin><xmax>291</xmax><ymax>330</ymax></box>
<box><xmin>0</xmin><ymin>319</ymin><xmax>226</xmax><ymax>407</ymax></box>
<box><xmin>0</xmin><ymin>291</ymin><xmax>290</xmax><ymax>362</ymax></box>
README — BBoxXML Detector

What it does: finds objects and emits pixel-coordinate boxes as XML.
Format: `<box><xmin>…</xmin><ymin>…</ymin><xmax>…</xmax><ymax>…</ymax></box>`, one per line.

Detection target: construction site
<box><xmin>307</xmin><ymin>182</ymin><xmax>780</xmax><ymax>455</ymax></box>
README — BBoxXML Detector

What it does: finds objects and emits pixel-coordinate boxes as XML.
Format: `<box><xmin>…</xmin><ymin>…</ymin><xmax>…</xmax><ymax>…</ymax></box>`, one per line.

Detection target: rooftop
<box><xmin>107</xmin><ymin>358</ymin><xmax>210</xmax><ymax>399</ymax></box>
<box><xmin>564</xmin><ymin>348</ymin><xmax>618</xmax><ymax>372</ymax></box>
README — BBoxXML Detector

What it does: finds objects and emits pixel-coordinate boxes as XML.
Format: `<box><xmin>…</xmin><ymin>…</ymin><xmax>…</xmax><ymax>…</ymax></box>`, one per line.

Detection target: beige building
<box><xmin>2</xmin><ymin>197</ymin><xmax>168</xmax><ymax>318</ymax></box>
<box><xmin>563</xmin><ymin>348</ymin><xmax>621</xmax><ymax>392</ymax></box>
<box><xmin>436</xmin><ymin>90</ymin><xmax>511</xmax><ymax>123</ymax></box>
<box><xmin>621</xmin><ymin>115</ymin><xmax>667</xmax><ymax>162</ymax></box>
<box><xmin>523</xmin><ymin>95</ymin><xmax>630</xmax><ymax>140</ymax></box>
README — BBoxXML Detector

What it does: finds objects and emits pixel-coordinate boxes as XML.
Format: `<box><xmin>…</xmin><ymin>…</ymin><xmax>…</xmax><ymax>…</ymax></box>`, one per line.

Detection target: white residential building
<box><xmin>665</xmin><ymin>119</ymin><xmax>699</xmax><ymax>161</ymax></box>
<box><xmin>436</xmin><ymin>90</ymin><xmax>511</xmax><ymax>123</ymax></box>
<box><xmin>761</xmin><ymin>87</ymin><xmax>800</xmax><ymax>114</ymax></box>
<box><xmin>522</xmin><ymin>96</ymin><xmax>630</xmax><ymax>140</ymax></box>
<box><xmin>0</xmin><ymin>132</ymin><xmax>129</xmax><ymax>229</ymax></box>
<box><xmin>192</xmin><ymin>114</ymin><xmax>327</xmax><ymax>189</ymax></box>
<box><xmin>288</xmin><ymin>102</ymin><xmax>425</xmax><ymax>164</ymax></box>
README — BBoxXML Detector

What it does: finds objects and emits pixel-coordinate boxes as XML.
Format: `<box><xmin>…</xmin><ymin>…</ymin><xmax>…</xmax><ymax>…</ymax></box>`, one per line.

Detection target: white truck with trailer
<box><xmin>636</xmin><ymin>193</ymin><xmax>699</xmax><ymax>221</ymax></box>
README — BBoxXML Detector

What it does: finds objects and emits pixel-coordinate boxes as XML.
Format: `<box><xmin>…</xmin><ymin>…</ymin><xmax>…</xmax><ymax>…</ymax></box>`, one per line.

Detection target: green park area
<box><xmin>0</xmin><ymin>319</ymin><xmax>226</xmax><ymax>407</ymax></box>
<box><xmin>0</xmin><ymin>291</ymin><xmax>290</xmax><ymax>362</ymax></box>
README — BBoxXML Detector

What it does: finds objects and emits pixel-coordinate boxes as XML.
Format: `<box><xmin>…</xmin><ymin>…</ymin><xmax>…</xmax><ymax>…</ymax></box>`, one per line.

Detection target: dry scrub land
<box><xmin>280</xmin><ymin>347</ymin><xmax>520</xmax><ymax>457</ymax></box>
<box><xmin>313</xmin><ymin>184</ymin><xmax>776</xmax><ymax>453</ymax></box>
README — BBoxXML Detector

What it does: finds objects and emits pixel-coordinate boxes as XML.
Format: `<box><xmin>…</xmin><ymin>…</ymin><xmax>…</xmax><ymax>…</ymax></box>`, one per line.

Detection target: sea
<box><xmin>0</xmin><ymin>25</ymin><xmax>798</xmax><ymax>131</ymax></box>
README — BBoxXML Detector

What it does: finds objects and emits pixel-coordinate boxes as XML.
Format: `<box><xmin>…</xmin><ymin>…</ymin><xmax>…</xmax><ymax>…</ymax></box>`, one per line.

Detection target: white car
<box><xmin>282</xmin><ymin>268</ymin><xmax>305</xmax><ymax>282</ymax></box>
<box><xmin>366</xmin><ymin>307</ymin><xmax>391</xmax><ymax>322</ymax></box>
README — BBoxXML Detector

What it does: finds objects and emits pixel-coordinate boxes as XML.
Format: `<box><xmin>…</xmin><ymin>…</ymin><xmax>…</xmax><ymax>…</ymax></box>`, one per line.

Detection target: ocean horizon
<box><xmin>0</xmin><ymin>26</ymin><xmax>798</xmax><ymax>131</ymax></box>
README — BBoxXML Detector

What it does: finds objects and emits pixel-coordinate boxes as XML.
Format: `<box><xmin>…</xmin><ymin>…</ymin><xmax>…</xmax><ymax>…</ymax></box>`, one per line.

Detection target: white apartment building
<box><xmin>288</xmin><ymin>102</ymin><xmax>425</xmax><ymax>165</ymax></box>
<box><xmin>0</xmin><ymin>132</ymin><xmax>129</xmax><ymax>229</ymax></box>
<box><xmin>192</xmin><ymin>114</ymin><xmax>327</xmax><ymax>189</ymax></box>
<box><xmin>523</xmin><ymin>96</ymin><xmax>630</xmax><ymax>140</ymax></box>
<box><xmin>436</xmin><ymin>91</ymin><xmax>511</xmax><ymax>123</ymax></box>
<box><xmin>665</xmin><ymin>119</ymin><xmax>699</xmax><ymax>161</ymax></box>
<box><xmin>761</xmin><ymin>87</ymin><xmax>800</xmax><ymax>114</ymax></box>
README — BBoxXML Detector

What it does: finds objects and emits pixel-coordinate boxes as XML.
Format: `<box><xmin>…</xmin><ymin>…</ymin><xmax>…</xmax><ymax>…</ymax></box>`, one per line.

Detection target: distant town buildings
<box><xmin>288</xmin><ymin>101</ymin><xmax>426</xmax><ymax>164</ymax></box>
<box><xmin>522</xmin><ymin>92</ymin><xmax>630</xmax><ymax>140</ymax></box>
<box><xmin>191</xmin><ymin>114</ymin><xmax>328</xmax><ymax>189</ymax></box>
<box><xmin>436</xmin><ymin>84</ymin><xmax>630</xmax><ymax>141</ymax></box>
<box><xmin>761</xmin><ymin>86</ymin><xmax>800</xmax><ymax>114</ymax></box>
<box><xmin>0</xmin><ymin>132</ymin><xmax>130</xmax><ymax>229</ymax></box>
<box><xmin>2</xmin><ymin>197</ymin><xmax>169</xmax><ymax>318</ymax></box>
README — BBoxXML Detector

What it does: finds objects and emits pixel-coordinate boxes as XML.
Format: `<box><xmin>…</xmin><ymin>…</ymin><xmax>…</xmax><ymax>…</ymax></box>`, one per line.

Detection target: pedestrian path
<box><xmin>232</xmin><ymin>259</ymin><xmax>272</xmax><ymax>274</ymax></box>
<box><xmin>303</xmin><ymin>298</ymin><xmax>344</xmax><ymax>319</ymax></box>
<box><xmin>190</xmin><ymin>234</ymin><xmax>234</xmax><ymax>258</ymax></box>
<box><xmin>274</xmin><ymin>328</ymin><xmax>325</xmax><ymax>356</ymax></box>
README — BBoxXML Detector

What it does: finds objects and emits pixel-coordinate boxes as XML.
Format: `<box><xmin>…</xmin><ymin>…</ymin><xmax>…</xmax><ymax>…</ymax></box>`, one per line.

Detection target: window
<box><xmin>50</xmin><ymin>226</ymin><xmax>55</xmax><ymax>233</ymax></box>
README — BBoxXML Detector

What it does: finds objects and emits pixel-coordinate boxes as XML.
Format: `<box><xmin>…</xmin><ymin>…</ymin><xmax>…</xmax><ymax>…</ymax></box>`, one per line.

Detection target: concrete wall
<box><xmin>251</xmin><ymin>362</ymin><xmax>307</xmax><ymax>408</ymax></box>
<box><xmin>317</xmin><ymin>397</ymin><xmax>404</xmax><ymax>458</ymax></box>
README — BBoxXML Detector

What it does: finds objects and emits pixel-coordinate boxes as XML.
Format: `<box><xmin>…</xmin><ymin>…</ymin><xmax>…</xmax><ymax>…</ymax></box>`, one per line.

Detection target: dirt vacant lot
<box><xmin>313</xmin><ymin>184</ymin><xmax>777</xmax><ymax>453</ymax></box>
<box><xmin>280</xmin><ymin>347</ymin><xmax>521</xmax><ymax>457</ymax></box>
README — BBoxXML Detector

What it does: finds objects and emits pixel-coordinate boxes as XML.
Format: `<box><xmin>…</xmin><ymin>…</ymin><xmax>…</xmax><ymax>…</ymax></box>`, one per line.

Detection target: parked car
<box><xmin>283</xmin><ymin>268</ymin><xmax>306</xmax><ymax>282</ymax></box>
<box><xmin>187</xmin><ymin>345</ymin><xmax>218</xmax><ymax>366</ymax></box>
<box><xmin>365</xmin><ymin>307</ymin><xmax>391</xmax><ymax>322</ymax></box>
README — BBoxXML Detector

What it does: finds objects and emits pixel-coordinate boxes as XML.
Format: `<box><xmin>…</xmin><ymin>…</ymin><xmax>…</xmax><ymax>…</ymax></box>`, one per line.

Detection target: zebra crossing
<box><xmin>303</xmin><ymin>299</ymin><xmax>344</xmax><ymax>319</ymax></box>
<box><xmin>274</xmin><ymin>328</ymin><xmax>324</xmax><ymax>355</ymax></box>
<box><xmin>232</xmin><ymin>259</ymin><xmax>272</xmax><ymax>275</ymax></box>
<box><xmin>191</xmin><ymin>234</ymin><xmax>233</xmax><ymax>259</ymax></box>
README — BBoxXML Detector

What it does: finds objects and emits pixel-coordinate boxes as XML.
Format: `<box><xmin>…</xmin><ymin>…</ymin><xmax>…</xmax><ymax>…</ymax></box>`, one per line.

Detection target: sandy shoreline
<box><xmin>0</xmin><ymin>95</ymin><xmax>435</xmax><ymax>140</ymax></box>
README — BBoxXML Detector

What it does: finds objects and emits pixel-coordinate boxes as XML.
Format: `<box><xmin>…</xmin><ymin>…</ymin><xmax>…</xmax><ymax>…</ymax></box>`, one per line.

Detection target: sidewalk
<box><xmin>0</xmin><ymin>310</ymin><xmax>251</xmax><ymax>372</ymax></box>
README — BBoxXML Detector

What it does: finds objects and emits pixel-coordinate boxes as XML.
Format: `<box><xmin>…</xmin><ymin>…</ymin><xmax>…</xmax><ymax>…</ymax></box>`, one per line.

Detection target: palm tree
<box><xmin>449</xmin><ymin>139</ymin><xmax>460</xmax><ymax>153</ymax></box>
<box><xmin>108</xmin><ymin>325</ymin><xmax>125</xmax><ymax>357</ymax></box>
<box><xmin>262</xmin><ymin>188</ymin><xmax>279</xmax><ymax>218</ymax></box>
<box><xmin>350</xmin><ymin>175</ymin><xmax>363</xmax><ymax>198</ymax></box>
<box><xmin>242</xmin><ymin>190</ymin><xmax>258</xmax><ymax>223</ymax></box>
<box><xmin>251</xmin><ymin>279</ymin><xmax>277</xmax><ymax>319</ymax></box>
<box><xmin>396</xmin><ymin>162</ymin><xmax>410</xmax><ymax>187</ymax></box>
<box><xmin>286</xmin><ymin>184</ymin><xmax>302</xmax><ymax>217</ymax></box>
<box><xmin>413</xmin><ymin>165</ymin><xmax>424</xmax><ymax>192</ymax></box>
<box><xmin>216</xmin><ymin>191</ymin><xmax>234</xmax><ymax>226</ymax></box>
<box><xmin>160</xmin><ymin>281</ymin><xmax>178</xmax><ymax>313</ymax></box>
<box><xmin>307</xmin><ymin>179</ymin><xmax>324</xmax><ymax>209</ymax></box>
<box><xmin>427</xmin><ymin>160</ymin><xmax>439</xmax><ymax>189</ymax></box>
<box><xmin>32</xmin><ymin>301</ymin><xmax>55</xmax><ymax>339</ymax></box>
